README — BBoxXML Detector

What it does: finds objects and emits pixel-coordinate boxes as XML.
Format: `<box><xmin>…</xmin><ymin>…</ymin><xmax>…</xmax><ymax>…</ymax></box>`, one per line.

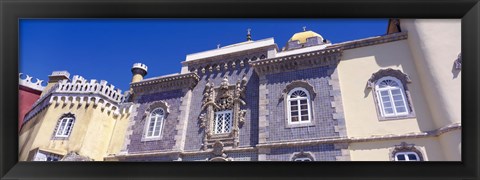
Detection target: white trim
<box><xmin>33</xmin><ymin>150</ymin><xmax>63</xmax><ymax>161</ymax></box>
<box><xmin>145</xmin><ymin>108</ymin><xmax>165</xmax><ymax>139</ymax></box>
<box><xmin>54</xmin><ymin>117</ymin><xmax>75</xmax><ymax>138</ymax></box>
<box><xmin>214</xmin><ymin>110</ymin><xmax>233</xmax><ymax>134</ymax></box>
<box><xmin>375</xmin><ymin>76</ymin><xmax>409</xmax><ymax>118</ymax></box>
<box><xmin>394</xmin><ymin>152</ymin><xmax>420</xmax><ymax>161</ymax></box>
<box><xmin>286</xmin><ymin>87</ymin><xmax>312</xmax><ymax>125</ymax></box>
<box><xmin>276</xmin><ymin>43</ymin><xmax>331</xmax><ymax>57</ymax></box>
<box><xmin>293</xmin><ymin>157</ymin><xmax>313</xmax><ymax>161</ymax></box>
<box><xmin>185</xmin><ymin>38</ymin><xmax>276</xmax><ymax>62</ymax></box>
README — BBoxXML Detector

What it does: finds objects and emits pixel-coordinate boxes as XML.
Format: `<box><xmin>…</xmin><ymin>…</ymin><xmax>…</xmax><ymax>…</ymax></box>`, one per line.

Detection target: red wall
<box><xmin>19</xmin><ymin>85</ymin><xmax>42</xmax><ymax>131</ymax></box>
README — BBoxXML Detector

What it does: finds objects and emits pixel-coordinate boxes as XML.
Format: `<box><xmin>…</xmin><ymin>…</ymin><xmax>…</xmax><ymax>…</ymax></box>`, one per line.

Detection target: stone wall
<box><xmin>263</xmin><ymin>65</ymin><xmax>340</xmax><ymax>143</ymax></box>
<box><xmin>127</xmin><ymin>89</ymin><xmax>185</xmax><ymax>153</ymax></box>
<box><xmin>184</xmin><ymin>66</ymin><xmax>260</xmax><ymax>151</ymax></box>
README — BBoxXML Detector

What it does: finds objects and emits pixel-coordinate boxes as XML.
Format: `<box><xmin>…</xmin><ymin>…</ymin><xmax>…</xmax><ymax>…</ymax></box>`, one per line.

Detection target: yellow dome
<box><xmin>288</xmin><ymin>30</ymin><xmax>323</xmax><ymax>44</ymax></box>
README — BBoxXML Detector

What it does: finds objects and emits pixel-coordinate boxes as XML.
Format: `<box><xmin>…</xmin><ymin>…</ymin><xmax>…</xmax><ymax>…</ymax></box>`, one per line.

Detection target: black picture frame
<box><xmin>1</xmin><ymin>0</ymin><xmax>479</xmax><ymax>180</ymax></box>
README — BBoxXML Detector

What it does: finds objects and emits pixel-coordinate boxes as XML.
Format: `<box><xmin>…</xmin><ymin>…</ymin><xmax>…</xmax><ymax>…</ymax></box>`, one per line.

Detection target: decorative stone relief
<box><xmin>280</xmin><ymin>80</ymin><xmax>317</xmax><ymax>100</ymax></box>
<box><xmin>199</xmin><ymin>75</ymin><xmax>248</xmax><ymax>150</ymax></box>
<box><xmin>291</xmin><ymin>150</ymin><xmax>315</xmax><ymax>161</ymax></box>
<box><xmin>147</xmin><ymin>100</ymin><xmax>170</xmax><ymax>114</ymax></box>
<box><xmin>209</xmin><ymin>141</ymin><xmax>233</xmax><ymax>161</ymax></box>
<box><xmin>19</xmin><ymin>73</ymin><xmax>46</xmax><ymax>91</ymax></box>
<box><xmin>61</xmin><ymin>151</ymin><xmax>93</xmax><ymax>161</ymax></box>
<box><xmin>366</xmin><ymin>68</ymin><xmax>411</xmax><ymax>89</ymax></box>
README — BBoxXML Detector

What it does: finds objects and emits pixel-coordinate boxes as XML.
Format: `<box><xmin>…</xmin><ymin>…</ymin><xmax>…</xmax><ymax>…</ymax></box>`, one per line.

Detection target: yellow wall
<box><xmin>106</xmin><ymin>109</ymin><xmax>131</xmax><ymax>155</ymax></box>
<box><xmin>349</xmin><ymin>137</ymin><xmax>446</xmax><ymax>161</ymax></box>
<box><xmin>400</xmin><ymin>19</ymin><xmax>461</xmax><ymax>128</ymax></box>
<box><xmin>18</xmin><ymin>99</ymin><xmax>128</xmax><ymax>161</ymax></box>
<box><xmin>338</xmin><ymin>40</ymin><xmax>435</xmax><ymax>137</ymax></box>
<box><xmin>437</xmin><ymin>130</ymin><xmax>461</xmax><ymax>161</ymax></box>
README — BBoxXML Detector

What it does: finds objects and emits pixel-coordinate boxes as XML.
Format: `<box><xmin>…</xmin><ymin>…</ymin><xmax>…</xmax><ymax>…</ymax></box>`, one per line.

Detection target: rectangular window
<box><xmin>33</xmin><ymin>151</ymin><xmax>63</xmax><ymax>161</ymax></box>
<box><xmin>214</xmin><ymin>110</ymin><xmax>232</xmax><ymax>134</ymax></box>
<box><xmin>55</xmin><ymin>117</ymin><xmax>74</xmax><ymax>137</ymax></box>
<box><xmin>395</xmin><ymin>152</ymin><xmax>420</xmax><ymax>161</ymax></box>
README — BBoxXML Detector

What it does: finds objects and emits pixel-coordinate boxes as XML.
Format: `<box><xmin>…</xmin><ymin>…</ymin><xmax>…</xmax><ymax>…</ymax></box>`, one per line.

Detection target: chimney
<box><xmin>41</xmin><ymin>71</ymin><xmax>70</xmax><ymax>96</ymax></box>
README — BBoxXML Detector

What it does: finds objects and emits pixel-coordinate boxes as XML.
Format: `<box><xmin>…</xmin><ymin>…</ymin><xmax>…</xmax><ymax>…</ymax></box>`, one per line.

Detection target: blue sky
<box><xmin>20</xmin><ymin>19</ymin><xmax>388</xmax><ymax>91</ymax></box>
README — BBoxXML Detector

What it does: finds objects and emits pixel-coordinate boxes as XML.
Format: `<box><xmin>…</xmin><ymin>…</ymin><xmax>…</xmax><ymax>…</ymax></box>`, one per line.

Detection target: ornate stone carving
<box><xmin>147</xmin><ymin>100</ymin><xmax>170</xmax><ymax>114</ymax></box>
<box><xmin>61</xmin><ymin>151</ymin><xmax>93</xmax><ymax>161</ymax></box>
<box><xmin>281</xmin><ymin>80</ymin><xmax>316</xmax><ymax>100</ymax></box>
<box><xmin>212</xmin><ymin>141</ymin><xmax>227</xmax><ymax>157</ymax></box>
<box><xmin>199</xmin><ymin>75</ymin><xmax>248</xmax><ymax>150</ymax></box>
<box><xmin>19</xmin><ymin>73</ymin><xmax>46</xmax><ymax>91</ymax></box>
<box><xmin>366</xmin><ymin>68</ymin><xmax>412</xmax><ymax>89</ymax></box>
<box><xmin>198</xmin><ymin>113</ymin><xmax>207</xmax><ymax>129</ymax></box>
<box><xmin>291</xmin><ymin>149</ymin><xmax>315</xmax><ymax>161</ymax></box>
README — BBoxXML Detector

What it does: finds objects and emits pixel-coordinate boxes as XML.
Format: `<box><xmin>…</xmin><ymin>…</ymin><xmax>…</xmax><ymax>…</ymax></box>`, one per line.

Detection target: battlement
<box><xmin>19</xmin><ymin>73</ymin><xmax>46</xmax><ymax>91</ymax></box>
<box><xmin>132</xmin><ymin>63</ymin><xmax>148</xmax><ymax>72</ymax></box>
<box><xmin>56</xmin><ymin>76</ymin><xmax>125</xmax><ymax>103</ymax></box>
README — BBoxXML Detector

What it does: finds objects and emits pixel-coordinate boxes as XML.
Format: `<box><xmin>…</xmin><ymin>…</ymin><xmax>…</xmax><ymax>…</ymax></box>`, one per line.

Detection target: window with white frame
<box><xmin>293</xmin><ymin>157</ymin><xmax>313</xmax><ymax>161</ymax></box>
<box><xmin>55</xmin><ymin>116</ymin><xmax>75</xmax><ymax>138</ymax></box>
<box><xmin>394</xmin><ymin>152</ymin><xmax>420</xmax><ymax>161</ymax></box>
<box><xmin>375</xmin><ymin>77</ymin><xmax>409</xmax><ymax>117</ymax></box>
<box><xmin>32</xmin><ymin>150</ymin><xmax>63</xmax><ymax>161</ymax></box>
<box><xmin>287</xmin><ymin>87</ymin><xmax>312</xmax><ymax>124</ymax></box>
<box><xmin>145</xmin><ymin>108</ymin><xmax>165</xmax><ymax>138</ymax></box>
<box><xmin>214</xmin><ymin>110</ymin><xmax>232</xmax><ymax>134</ymax></box>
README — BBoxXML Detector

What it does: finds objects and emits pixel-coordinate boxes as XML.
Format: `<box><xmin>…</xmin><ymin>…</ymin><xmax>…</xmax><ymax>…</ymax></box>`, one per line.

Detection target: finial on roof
<box><xmin>247</xmin><ymin>28</ymin><xmax>252</xmax><ymax>41</ymax></box>
<box><xmin>217</xmin><ymin>44</ymin><xmax>221</xmax><ymax>49</ymax></box>
<box><xmin>303</xmin><ymin>26</ymin><xmax>307</xmax><ymax>32</ymax></box>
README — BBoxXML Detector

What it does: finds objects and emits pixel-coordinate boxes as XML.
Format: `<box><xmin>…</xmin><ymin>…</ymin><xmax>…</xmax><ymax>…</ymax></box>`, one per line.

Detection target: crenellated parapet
<box><xmin>132</xmin><ymin>63</ymin><xmax>148</xmax><ymax>73</ymax></box>
<box><xmin>56</xmin><ymin>75</ymin><xmax>125</xmax><ymax>103</ymax></box>
<box><xmin>19</xmin><ymin>73</ymin><xmax>46</xmax><ymax>91</ymax></box>
<box><xmin>22</xmin><ymin>74</ymin><xmax>131</xmax><ymax>124</ymax></box>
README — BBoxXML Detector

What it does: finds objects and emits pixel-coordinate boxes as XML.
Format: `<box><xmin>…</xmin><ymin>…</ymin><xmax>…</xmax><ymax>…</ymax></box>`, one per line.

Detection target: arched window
<box><xmin>375</xmin><ymin>77</ymin><xmax>409</xmax><ymax>117</ymax></box>
<box><xmin>54</xmin><ymin>114</ymin><xmax>75</xmax><ymax>138</ymax></box>
<box><xmin>394</xmin><ymin>151</ymin><xmax>420</xmax><ymax>161</ymax></box>
<box><xmin>291</xmin><ymin>151</ymin><xmax>315</xmax><ymax>161</ymax></box>
<box><xmin>390</xmin><ymin>142</ymin><xmax>424</xmax><ymax>161</ymax></box>
<box><xmin>287</xmin><ymin>87</ymin><xmax>312</xmax><ymax>124</ymax></box>
<box><xmin>145</xmin><ymin>108</ymin><xmax>165</xmax><ymax>138</ymax></box>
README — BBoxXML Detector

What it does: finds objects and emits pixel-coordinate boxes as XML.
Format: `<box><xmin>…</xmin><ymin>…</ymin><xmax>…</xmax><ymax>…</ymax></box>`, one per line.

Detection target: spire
<box><xmin>246</xmin><ymin>28</ymin><xmax>252</xmax><ymax>41</ymax></box>
<box><xmin>303</xmin><ymin>26</ymin><xmax>307</xmax><ymax>32</ymax></box>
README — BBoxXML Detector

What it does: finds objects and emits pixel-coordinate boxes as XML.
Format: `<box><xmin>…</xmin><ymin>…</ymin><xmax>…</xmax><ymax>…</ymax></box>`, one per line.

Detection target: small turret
<box><xmin>131</xmin><ymin>63</ymin><xmax>148</xmax><ymax>84</ymax></box>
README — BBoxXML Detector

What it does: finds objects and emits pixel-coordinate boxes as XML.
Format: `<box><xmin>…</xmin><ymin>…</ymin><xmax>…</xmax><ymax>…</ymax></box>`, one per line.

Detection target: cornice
<box><xmin>330</xmin><ymin>31</ymin><xmax>408</xmax><ymax>50</ymax></box>
<box><xmin>256</xmin><ymin>123</ymin><xmax>461</xmax><ymax>148</ymax></box>
<box><xmin>249</xmin><ymin>47</ymin><xmax>343</xmax><ymax>75</ymax></box>
<box><xmin>105</xmin><ymin>123</ymin><xmax>460</xmax><ymax>160</ymax></box>
<box><xmin>131</xmin><ymin>73</ymin><xmax>199</xmax><ymax>93</ymax></box>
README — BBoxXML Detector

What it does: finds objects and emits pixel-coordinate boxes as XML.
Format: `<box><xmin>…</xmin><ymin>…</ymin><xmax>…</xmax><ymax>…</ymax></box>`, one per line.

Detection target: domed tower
<box><xmin>284</xmin><ymin>27</ymin><xmax>330</xmax><ymax>51</ymax></box>
<box><xmin>131</xmin><ymin>63</ymin><xmax>148</xmax><ymax>84</ymax></box>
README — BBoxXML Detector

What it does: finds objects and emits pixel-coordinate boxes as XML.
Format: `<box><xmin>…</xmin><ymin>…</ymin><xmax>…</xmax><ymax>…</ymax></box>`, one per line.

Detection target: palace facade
<box><xmin>19</xmin><ymin>19</ymin><xmax>461</xmax><ymax>161</ymax></box>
